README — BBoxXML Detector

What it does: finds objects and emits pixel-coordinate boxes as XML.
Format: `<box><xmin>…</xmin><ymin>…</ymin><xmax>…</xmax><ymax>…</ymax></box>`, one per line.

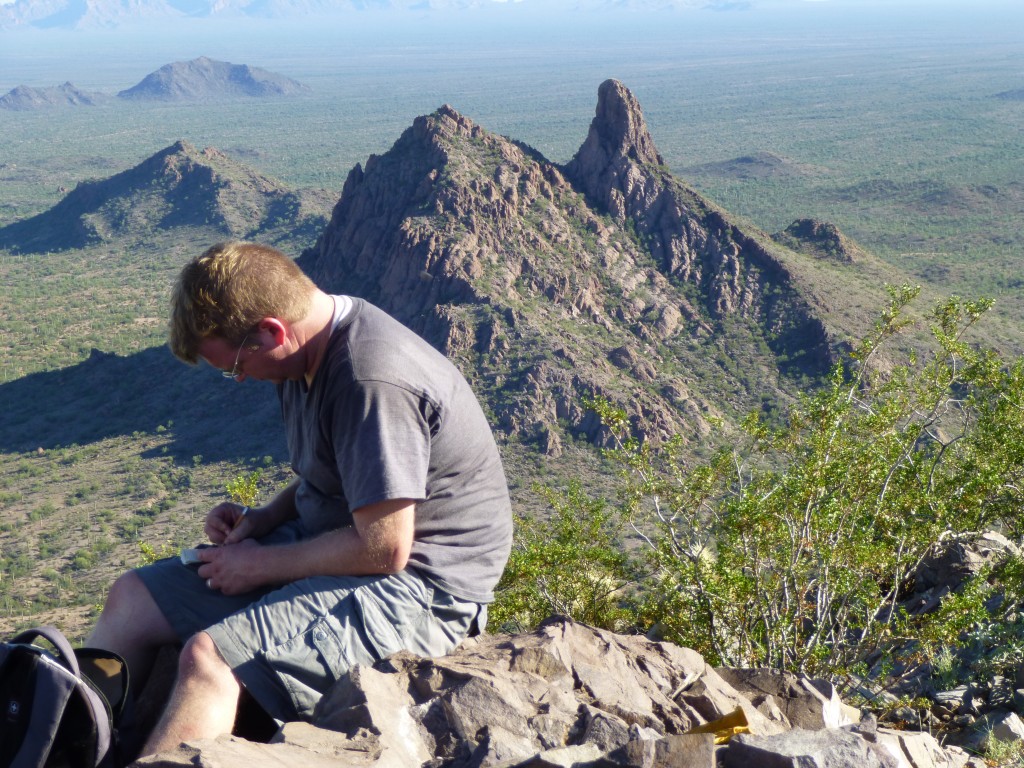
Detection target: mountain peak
<box><xmin>299</xmin><ymin>81</ymin><xmax>839</xmax><ymax>454</ymax></box>
<box><xmin>566</xmin><ymin>79</ymin><xmax>664</xmax><ymax>180</ymax></box>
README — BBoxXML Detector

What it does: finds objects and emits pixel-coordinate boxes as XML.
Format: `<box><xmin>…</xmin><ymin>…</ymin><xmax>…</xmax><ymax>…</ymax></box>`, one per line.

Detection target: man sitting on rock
<box><xmin>88</xmin><ymin>241</ymin><xmax>513</xmax><ymax>756</ymax></box>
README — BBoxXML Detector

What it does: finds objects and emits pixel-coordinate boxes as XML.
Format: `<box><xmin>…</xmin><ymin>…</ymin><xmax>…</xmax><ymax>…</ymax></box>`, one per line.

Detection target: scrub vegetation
<box><xmin>494</xmin><ymin>288</ymin><xmax>1024</xmax><ymax>695</ymax></box>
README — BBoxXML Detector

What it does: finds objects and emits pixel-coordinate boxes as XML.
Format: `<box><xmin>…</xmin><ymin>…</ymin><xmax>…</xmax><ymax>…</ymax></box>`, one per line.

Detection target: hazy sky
<box><xmin>0</xmin><ymin>0</ymin><xmax>1019</xmax><ymax>10</ymax></box>
<box><xmin>2</xmin><ymin>0</ymin><xmax>1021</xmax><ymax>93</ymax></box>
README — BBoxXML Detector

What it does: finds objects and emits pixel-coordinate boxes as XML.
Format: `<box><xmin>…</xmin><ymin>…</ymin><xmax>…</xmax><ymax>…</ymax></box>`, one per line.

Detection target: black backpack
<box><xmin>0</xmin><ymin>626</ymin><xmax>131</xmax><ymax>768</ymax></box>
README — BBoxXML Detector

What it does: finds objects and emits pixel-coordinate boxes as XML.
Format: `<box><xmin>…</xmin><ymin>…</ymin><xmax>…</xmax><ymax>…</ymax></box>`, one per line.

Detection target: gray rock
<box><xmin>932</xmin><ymin>687</ymin><xmax>968</xmax><ymax>708</ymax></box>
<box><xmin>988</xmin><ymin>709</ymin><xmax>1024</xmax><ymax>743</ymax></box>
<box><xmin>873</xmin><ymin>727</ymin><xmax>969</xmax><ymax>768</ymax></box>
<box><xmin>312</xmin><ymin>664</ymin><xmax>431</xmax><ymax>767</ymax></box>
<box><xmin>133</xmin><ymin>733</ymin><xmax>359</xmax><ymax>767</ymax></box>
<box><xmin>510</xmin><ymin>743</ymin><xmax>605</xmax><ymax>767</ymax></box>
<box><xmin>724</xmin><ymin>728</ymin><xmax>896</xmax><ymax>768</ymax></box>
<box><xmin>914</xmin><ymin>531</ymin><xmax>1017</xmax><ymax>593</ymax></box>
<box><xmin>1012</xmin><ymin>688</ymin><xmax>1024</xmax><ymax>712</ymax></box>
<box><xmin>578</xmin><ymin>707</ymin><xmax>632</xmax><ymax>752</ymax></box>
<box><xmin>588</xmin><ymin>734</ymin><xmax>716</xmax><ymax>767</ymax></box>
<box><xmin>716</xmin><ymin>668</ymin><xmax>861</xmax><ymax>730</ymax></box>
<box><xmin>959</xmin><ymin>708</ymin><xmax>1024</xmax><ymax>755</ymax></box>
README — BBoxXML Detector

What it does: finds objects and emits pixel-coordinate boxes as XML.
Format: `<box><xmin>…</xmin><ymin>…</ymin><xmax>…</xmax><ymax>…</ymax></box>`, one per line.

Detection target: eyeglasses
<box><xmin>222</xmin><ymin>335</ymin><xmax>250</xmax><ymax>380</ymax></box>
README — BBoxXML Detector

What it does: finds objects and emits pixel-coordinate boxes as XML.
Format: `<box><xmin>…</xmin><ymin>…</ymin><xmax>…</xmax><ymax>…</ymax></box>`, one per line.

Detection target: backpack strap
<box><xmin>11</xmin><ymin>627</ymin><xmax>81</xmax><ymax>678</ymax></box>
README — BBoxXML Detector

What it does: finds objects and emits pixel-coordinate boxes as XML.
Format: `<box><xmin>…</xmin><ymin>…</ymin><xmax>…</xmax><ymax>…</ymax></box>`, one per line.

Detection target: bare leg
<box><xmin>87</xmin><ymin>570</ymin><xmax>178</xmax><ymax>690</ymax></box>
<box><xmin>143</xmin><ymin>631</ymin><xmax>240</xmax><ymax>756</ymax></box>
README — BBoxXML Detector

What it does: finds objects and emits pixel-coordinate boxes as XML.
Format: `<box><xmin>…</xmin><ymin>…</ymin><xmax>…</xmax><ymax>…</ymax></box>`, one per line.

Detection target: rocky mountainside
<box><xmin>0</xmin><ymin>140</ymin><xmax>333</xmax><ymax>253</ymax></box>
<box><xmin>117</xmin><ymin>57</ymin><xmax>309</xmax><ymax>102</ymax></box>
<box><xmin>300</xmin><ymin>80</ymin><xmax>837</xmax><ymax>452</ymax></box>
<box><xmin>0</xmin><ymin>82</ymin><xmax>109</xmax><ymax>110</ymax></box>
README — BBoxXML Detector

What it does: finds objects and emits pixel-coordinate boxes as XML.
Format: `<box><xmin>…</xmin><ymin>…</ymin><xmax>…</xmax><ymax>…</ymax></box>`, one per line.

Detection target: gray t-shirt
<box><xmin>277</xmin><ymin>298</ymin><xmax>512</xmax><ymax>603</ymax></box>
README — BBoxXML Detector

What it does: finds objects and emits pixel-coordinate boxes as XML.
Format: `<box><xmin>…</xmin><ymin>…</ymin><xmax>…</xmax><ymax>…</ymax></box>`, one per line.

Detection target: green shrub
<box><xmin>491</xmin><ymin>482</ymin><xmax>636</xmax><ymax>633</ymax></box>
<box><xmin>497</xmin><ymin>286</ymin><xmax>1024</xmax><ymax>694</ymax></box>
<box><xmin>593</xmin><ymin>286</ymin><xmax>1024</xmax><ymax>682</ymax></box>
<box><xmin>226</xmin><ymin>470</ymin><xmax>262</xmax><ymax>507</ymax></box>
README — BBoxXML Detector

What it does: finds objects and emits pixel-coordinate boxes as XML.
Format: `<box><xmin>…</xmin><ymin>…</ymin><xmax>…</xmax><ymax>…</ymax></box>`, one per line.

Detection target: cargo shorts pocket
<box><xmin>260</xmin><ymin>618</ymin><xmax>332</xmax><ymax>718</ymax></box>
<box><xmin>261</xmin><ymin>613</ymin><xmax>378</xmax><ymax>719</ymax></box>
<box><xmin>352</xmin><ymin>587</ymin><xmax>419</xmax><ymax>661</ymax></box>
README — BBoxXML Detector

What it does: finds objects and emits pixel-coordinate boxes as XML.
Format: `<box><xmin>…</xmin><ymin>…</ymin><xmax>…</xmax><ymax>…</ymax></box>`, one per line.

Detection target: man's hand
<box><xmin>205</xmin><ymin>503</ymin><xmax>252</xmax><ymax>545</ymax></box>
<box><xmin>197</xmin><ymin>540</ymin><xmax>265</xmax><ymax>595</ymax></box>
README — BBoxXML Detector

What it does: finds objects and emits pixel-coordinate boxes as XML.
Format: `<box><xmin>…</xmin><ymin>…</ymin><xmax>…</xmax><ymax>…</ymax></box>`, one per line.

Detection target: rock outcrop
<box><xmin>132</xmin><ymin>618</ymin><xmax>981</xmax><ymax>768</ymax></box>
<box><xmin>563</xmin><ymin>80</ymin><xmax>830</xmax><ymax>348</ymax></box>
<box><xmin>772</xmin><ymin>218</ymin><xmax>863</xmax><ymax>263</ymax></box>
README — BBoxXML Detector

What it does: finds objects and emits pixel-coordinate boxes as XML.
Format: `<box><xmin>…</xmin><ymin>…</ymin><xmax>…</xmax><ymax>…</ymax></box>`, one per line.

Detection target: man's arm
<box><xmin>199</xmin><ymin>497</ymin><xmax>415</xmax><ymax>595</ymax></box>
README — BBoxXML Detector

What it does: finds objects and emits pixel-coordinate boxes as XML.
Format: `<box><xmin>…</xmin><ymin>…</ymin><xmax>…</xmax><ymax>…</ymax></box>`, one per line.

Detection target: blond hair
<box><xmin>169</xmin><ymin>242</ymin><xmax>316</xmax><ymax>363</ymax></box>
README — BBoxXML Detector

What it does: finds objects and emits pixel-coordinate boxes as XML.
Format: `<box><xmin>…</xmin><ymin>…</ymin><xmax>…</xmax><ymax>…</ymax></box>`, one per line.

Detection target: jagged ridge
<box><xmin>0</xmin><ymin>79</ymin><xmax>846</xmax><ymax>455</ymax></box>
<box><xmin>300</xmin><ymin>80</ymin><xmax>838</xmax><ymax>452</ymax></box>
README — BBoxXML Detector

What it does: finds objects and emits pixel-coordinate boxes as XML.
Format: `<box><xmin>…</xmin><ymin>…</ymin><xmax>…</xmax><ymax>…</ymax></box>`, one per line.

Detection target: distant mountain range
<box><xmin>0</xmin><ymin>0</ymin><xmax>714</xmax><ymax>30</ymax></box>
<box><xmin>0</xmin><ymin>82</ymin><xmax>110</xmax><ymax>110</ymax></box>
<box><xmin>0</xmin><ymin>57</ymin><xmax>309</xmax><ymax>109</ymax></box>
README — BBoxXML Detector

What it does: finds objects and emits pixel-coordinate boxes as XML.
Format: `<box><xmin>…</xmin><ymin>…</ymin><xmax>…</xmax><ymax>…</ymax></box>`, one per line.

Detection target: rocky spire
<box><xmin>563</xmin><ymin>78</ymin><xmax>664</xmax><ymax>200</ymax></box>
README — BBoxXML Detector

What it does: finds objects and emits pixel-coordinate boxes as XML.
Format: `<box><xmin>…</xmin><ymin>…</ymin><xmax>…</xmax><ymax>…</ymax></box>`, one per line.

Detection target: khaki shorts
<box><xmin>136</xmin><ymin>522</ymin><xmax>484</xmax><ymax>721</ymax></box>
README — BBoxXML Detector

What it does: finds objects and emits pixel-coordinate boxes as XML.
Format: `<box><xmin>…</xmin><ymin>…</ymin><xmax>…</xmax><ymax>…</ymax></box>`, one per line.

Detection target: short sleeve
<box><xmin>329</xmin><ymin>378</ymin><xmax>433</xmax><ymax>511</ymax></box>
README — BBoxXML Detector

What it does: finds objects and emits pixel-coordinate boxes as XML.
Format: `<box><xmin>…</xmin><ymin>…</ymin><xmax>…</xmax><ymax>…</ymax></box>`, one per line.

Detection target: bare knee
<box><xmin>177</xmin><ymin>633</ymin><xmax>238</xmax><ymax>696</ymax></box>
<box><xmin>103</xmin><ymin>570</ymin><xmax>148</xmax><ymax>614</ymax></box>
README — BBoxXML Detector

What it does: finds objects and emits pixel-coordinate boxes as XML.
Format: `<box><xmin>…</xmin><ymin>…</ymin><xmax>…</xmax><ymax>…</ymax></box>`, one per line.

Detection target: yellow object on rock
<box><xmin>686</xmin><ymin>707</ymin><xmax>750</xmax><ymax>744</ymax></box>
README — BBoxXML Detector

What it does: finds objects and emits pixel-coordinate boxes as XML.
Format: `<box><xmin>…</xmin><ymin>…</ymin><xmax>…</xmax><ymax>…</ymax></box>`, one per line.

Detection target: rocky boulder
<box><xmin>132</xmin><ymin>618</ymin><xmax>979</xmax><ymax>768</ymax></box>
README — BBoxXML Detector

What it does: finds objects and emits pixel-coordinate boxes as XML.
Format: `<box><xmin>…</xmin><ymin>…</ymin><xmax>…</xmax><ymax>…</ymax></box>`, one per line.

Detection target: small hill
<box><xmin>994</xmin><ymin>87</ymin><xmax>1024</xmax><ymax>101</ymax></box>
<box><xmin>682</xmin><ymin>150</ymin><xmax>820</xmax><ymax>180</ymax></box>
<box><xmin>0</xmin><ymin>140</ymin><xmax>333</xmax><ymax>253</ymax></box>
<box><xmin>0</xmin><ymin>82</ymin><xmax>109</xmax><ymax>110</ymax></box>
<box><xmin>117</xmin><ymin>57</ymin><xmax>309</xmax><ymax>102</ymax></box>
<box><xmin>771</xmin><ymin>218</ymin><xmax>864</xmax><ymax>263</ymax></box>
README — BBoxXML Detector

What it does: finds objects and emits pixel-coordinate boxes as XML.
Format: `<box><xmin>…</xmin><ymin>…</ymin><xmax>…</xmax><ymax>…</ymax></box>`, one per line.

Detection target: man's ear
<box><xmin>257</xmin><ymin>317</ymin><xmax>288</xmax><ymax>348</ymax></box>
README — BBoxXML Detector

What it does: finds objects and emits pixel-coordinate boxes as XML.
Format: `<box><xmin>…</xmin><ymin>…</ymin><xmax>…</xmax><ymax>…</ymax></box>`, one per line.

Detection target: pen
<box><xmin>232</xmin><ymin>506</ymin><xmax>249</xmax><ymax>532</ymax></box>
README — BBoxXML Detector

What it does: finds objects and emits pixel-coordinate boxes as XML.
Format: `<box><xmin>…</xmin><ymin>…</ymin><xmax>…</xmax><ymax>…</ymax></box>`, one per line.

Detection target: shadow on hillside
<box><xmin>0</xmin><ymin>346</ymin><xmax>287</xmax><ymax>462</ymax></box>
